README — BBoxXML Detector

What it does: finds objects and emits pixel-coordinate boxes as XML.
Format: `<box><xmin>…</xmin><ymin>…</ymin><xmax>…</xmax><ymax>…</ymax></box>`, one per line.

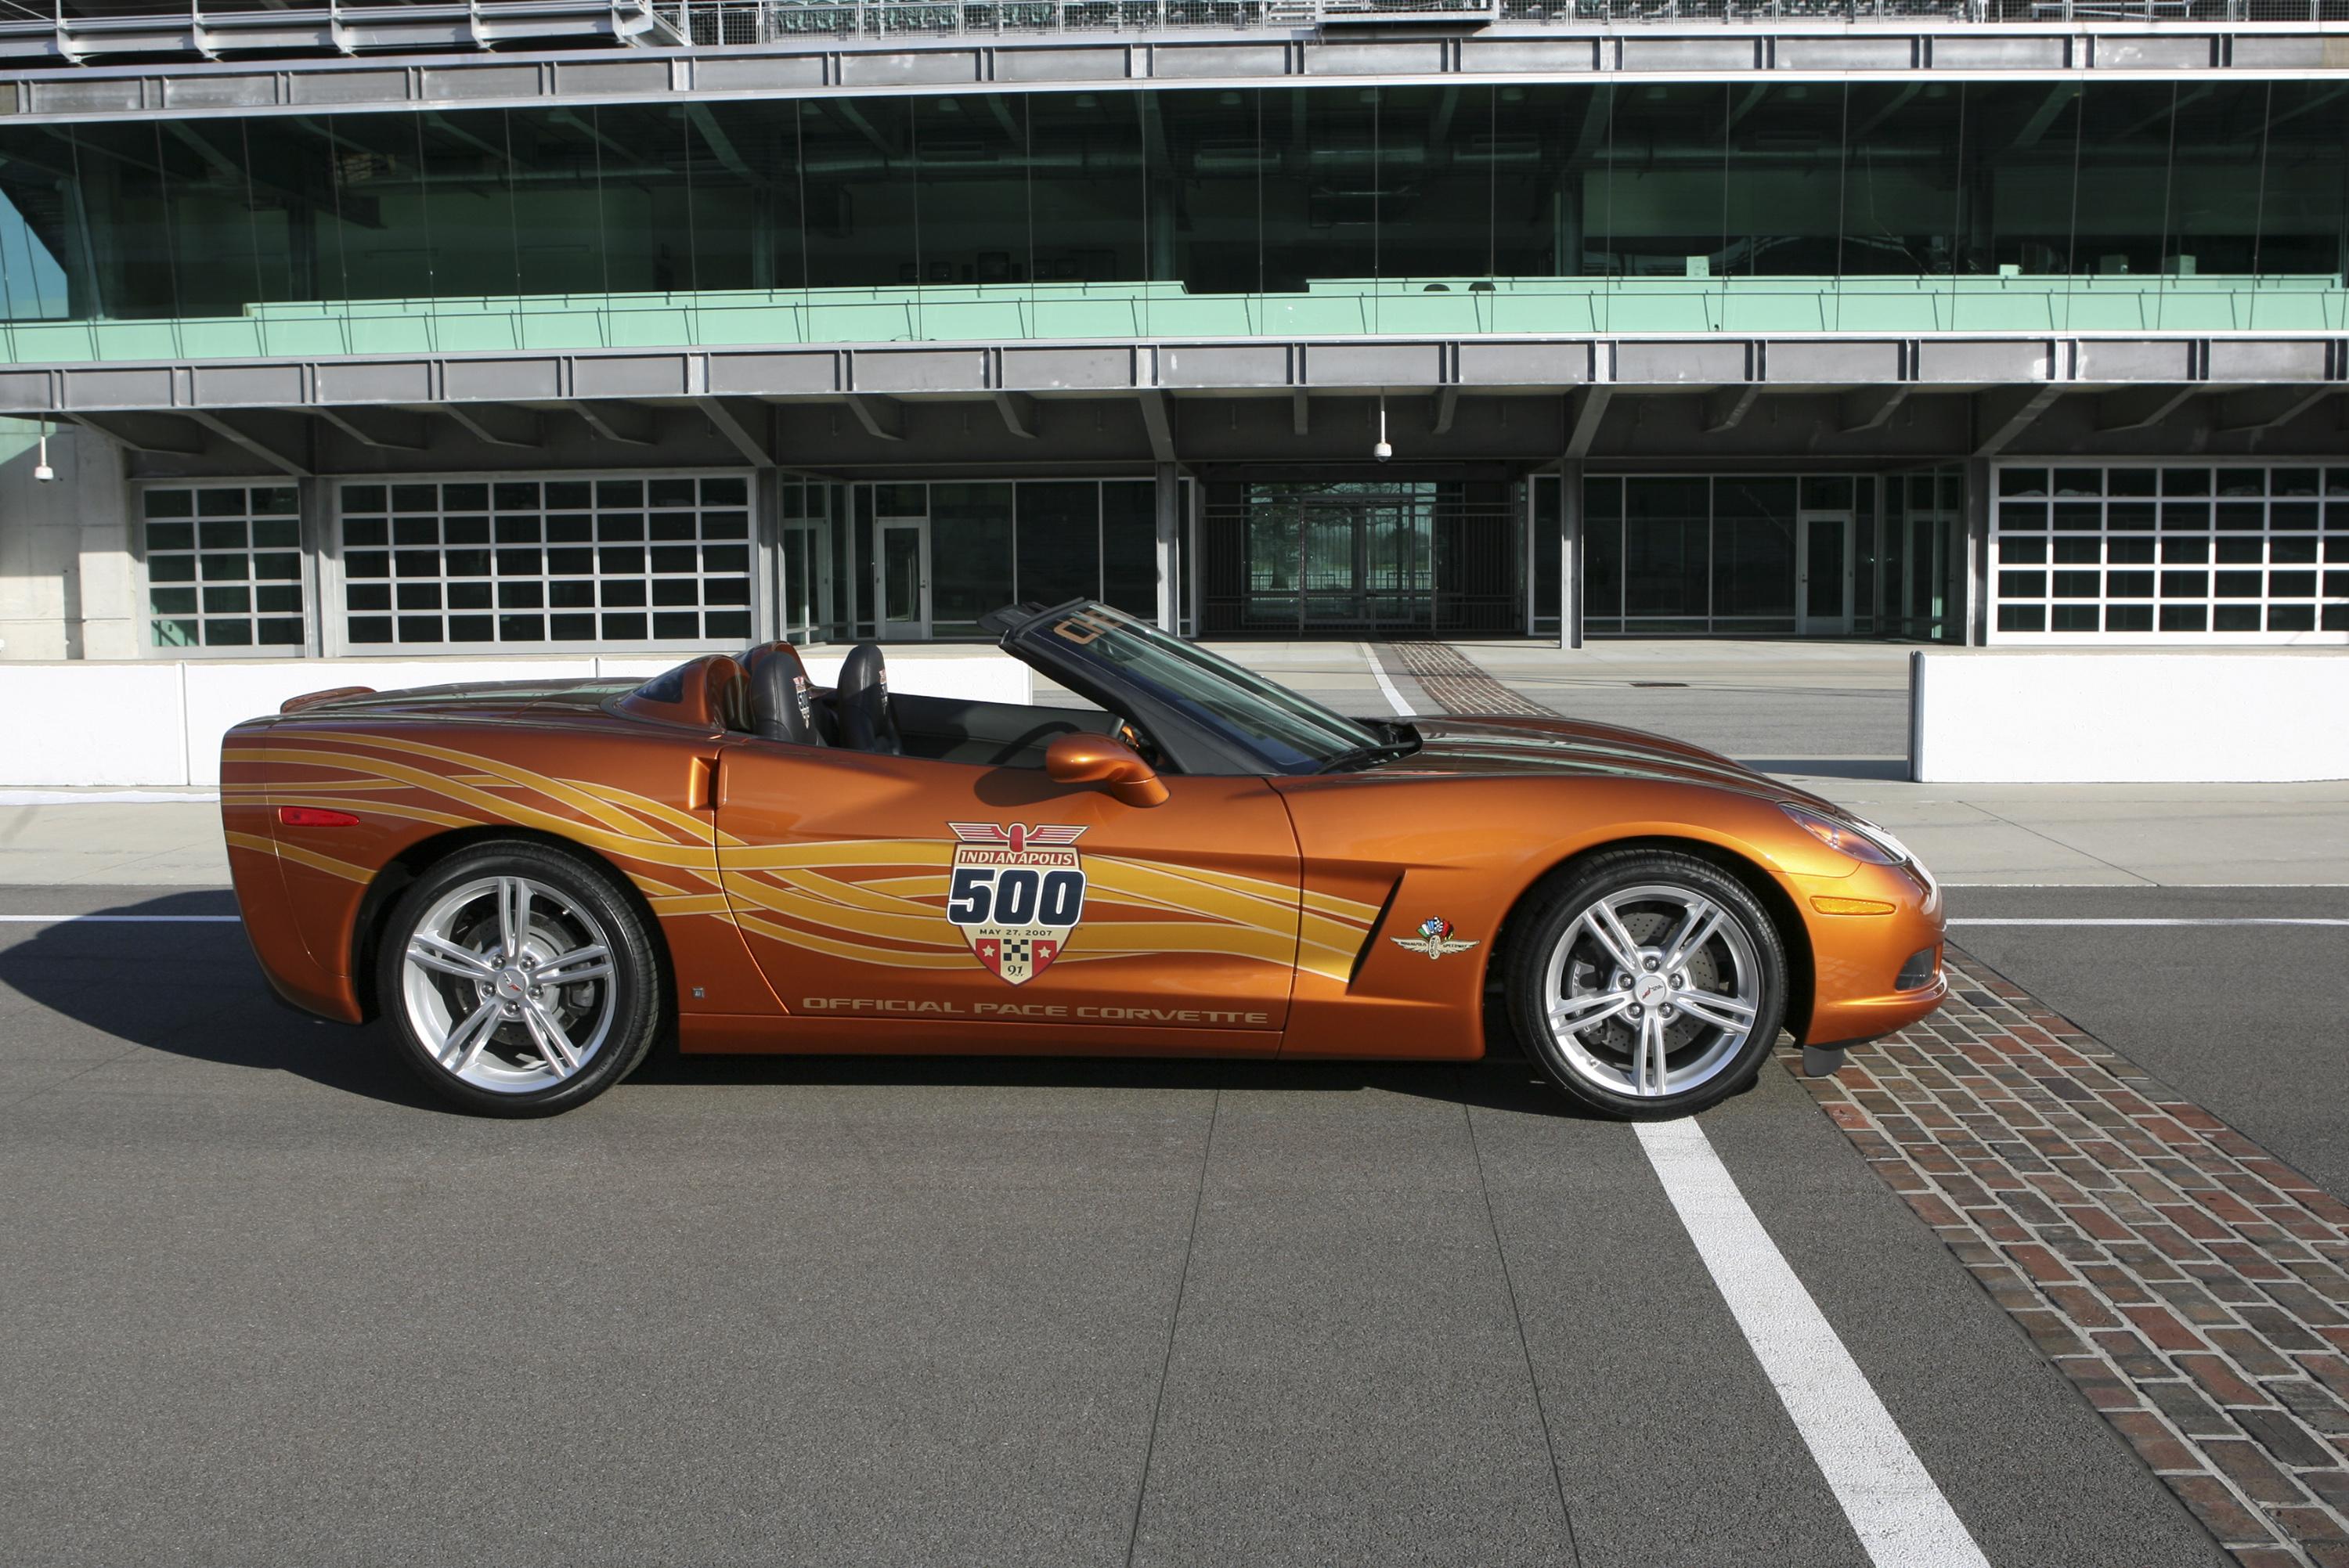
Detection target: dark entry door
<box><xmin>1205</xmin><ymin>478</ymin><xmax>1520</xmax><ymax>635</ymax></box>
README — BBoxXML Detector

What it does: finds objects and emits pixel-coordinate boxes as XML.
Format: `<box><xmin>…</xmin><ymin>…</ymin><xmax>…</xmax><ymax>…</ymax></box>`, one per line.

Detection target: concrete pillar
<box><xmin>0</xmin><ymin>422</ymin><xmax>132</xmax><ymax>661</ymax></box>
<box><xmin>1962</xmin><ymin>457</ymin><xmax>1991</xmax><ymax>647</ymax></box>
<box><xmin>1184</xmin><ymin>478</ymin><xmax>1203</xmax><ymax>639</ymax></box>
<box><xmin>1153</xmin><ymin>461</ymin><xmax>1178</xmax><ymax>633</ymax></box>
<box><xmin>752</xmin><ymin>465</ymin><xmax>782</xmax><ymax>646</ymax></box>
<box><xmin>296</xmin><ymin>475</ymin><xmax>328</xmax><ymax>658</ymax></box>
<box><xmin>1560</xmin><ymin>461</ymin><xmax>1584</xmax><ymax>651</ymax></box>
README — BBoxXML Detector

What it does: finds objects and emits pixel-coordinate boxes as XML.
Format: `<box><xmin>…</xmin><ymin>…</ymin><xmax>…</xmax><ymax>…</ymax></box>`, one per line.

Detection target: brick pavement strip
<box><xmin>1374</xmin><ymin>641</ymin><xmax>1554</xmax><ymax>719</ymax></box>
<box><xmin>1783</xmin><ymin>955</ymin><xmax>2349</xmax><ymax>1568</ymax></box>
<box><xmin>1413</xmin><ymin>639</ymin><xmax>2349</xmax><ymax>1567</ymax></box>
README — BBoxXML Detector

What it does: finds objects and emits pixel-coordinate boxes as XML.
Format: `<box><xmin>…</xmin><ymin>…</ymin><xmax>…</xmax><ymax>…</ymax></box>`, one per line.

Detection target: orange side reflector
<box><xmin>686</xmin><ymin>755</ymin><xmax>719</xmax><ymax>813</ymax></box>
<box><xmin>278</xmin><ymin>806</ymin><xmax>360</xmax><ymax>828</ymax></box>
<box><xmin>1810</xmin><ymin>896</ymin><xmax>1896</xmax><ymax>917</ymax></box>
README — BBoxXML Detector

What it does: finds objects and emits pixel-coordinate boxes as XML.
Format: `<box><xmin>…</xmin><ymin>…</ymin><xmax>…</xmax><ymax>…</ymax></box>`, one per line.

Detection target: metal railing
<box><xmin>1</xmin><ymin>0</ymin><xmax>2343</xmax><ymax>68</ymax></box>
<box><xmin>652</xmin><ymin>0</ymin><xmax>2348</xmax><ymax>37</ymax></box>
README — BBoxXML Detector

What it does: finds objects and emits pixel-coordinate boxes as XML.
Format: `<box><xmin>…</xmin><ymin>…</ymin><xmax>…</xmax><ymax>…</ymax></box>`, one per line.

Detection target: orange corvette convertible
<box><xmin>222</xmin><ymin>600</ymin><xmax>1946</xmax><ymax>1118</ymax></box>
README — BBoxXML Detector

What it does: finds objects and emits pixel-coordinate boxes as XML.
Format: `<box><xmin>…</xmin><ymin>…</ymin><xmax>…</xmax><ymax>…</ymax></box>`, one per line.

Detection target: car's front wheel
<box><xmin>379</xmin><ymin>842</ymin><xmax>662</xmax><ymax>1116</ymax></box>
<box><xmin>1506</xmin><ymin>849</ymin><xmax>1787</xmax><ymax>1119</ymax></box>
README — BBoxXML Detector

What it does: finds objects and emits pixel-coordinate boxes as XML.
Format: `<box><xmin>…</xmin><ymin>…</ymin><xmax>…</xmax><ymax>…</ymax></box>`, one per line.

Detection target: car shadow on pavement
<box><xmin>0</xmin><ymin>890</ymin><xmax>445</xmax><ymax>1112</ymax></box>
<box><xmin>0</xmin><ymin>891</ymin><xmax>1597</xmax><ymax>1121</ymax></box>
<box><xmin>1736</xmin><ymin>757</ymin><xmax>1913</xmax><ymax>781</ymax></box>
<box><xmin>630</xmin><ymin>1018</ymin><xmax>1598</xmax><ymax>1121</ymax></box>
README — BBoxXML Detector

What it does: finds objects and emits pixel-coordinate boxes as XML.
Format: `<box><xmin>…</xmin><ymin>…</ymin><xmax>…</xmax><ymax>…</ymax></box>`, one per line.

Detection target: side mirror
<box><xmin>1045</xmin><ymin>733</ymin><xmax>1169</xmax><ymax>808</ymax></box>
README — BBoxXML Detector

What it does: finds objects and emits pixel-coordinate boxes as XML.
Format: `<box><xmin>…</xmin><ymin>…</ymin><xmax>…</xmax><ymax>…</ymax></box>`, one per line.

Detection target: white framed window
<box><xmin>335</xmin><ymin>473</ymin><xmax>755</xmax><ymax>651</ymax></box>
<box><xmin>1990</xmin><ymin>463</ymin><xmax>2349</xmax><ymax>645</ymax></box>
<box><xmin>139</xmin><ymin>481</ymin><xmax>307</xmax><ymax>654</ymax></box>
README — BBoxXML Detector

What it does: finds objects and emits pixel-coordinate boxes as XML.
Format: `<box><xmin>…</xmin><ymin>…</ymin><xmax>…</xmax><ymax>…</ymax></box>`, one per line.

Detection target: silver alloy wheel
<box><xmin>399</xmin><ymin>874</ymin><xmax>619</xmax><ymax>1094</ymax></box>
<box><xmin>1539</xmin><ymin>881</ymin><xmax>1765</xmax><ymax>1101</ymax></box>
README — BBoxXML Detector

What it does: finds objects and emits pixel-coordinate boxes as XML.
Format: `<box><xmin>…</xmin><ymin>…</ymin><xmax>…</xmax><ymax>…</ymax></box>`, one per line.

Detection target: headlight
<box><xmin>1781</xmin><ymin>804</ymin><xmax>1907</xmax><ymax>867</ymax></box>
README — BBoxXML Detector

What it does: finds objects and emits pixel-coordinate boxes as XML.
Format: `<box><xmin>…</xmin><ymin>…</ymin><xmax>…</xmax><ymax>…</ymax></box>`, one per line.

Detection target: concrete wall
<box><xmin>1911</xmin><ymin>651</ymin><xmax>2349</xmax><ymax>783</ymax></box>
<box><xmin>0</xmin><ymin>651</ymin><xmax>1031</xmax><ymax>788</ymax></box>
<box><xmin>0</xmin><ymin>422</ymin><xmax>136</xmax><ymax>661</ymax></box>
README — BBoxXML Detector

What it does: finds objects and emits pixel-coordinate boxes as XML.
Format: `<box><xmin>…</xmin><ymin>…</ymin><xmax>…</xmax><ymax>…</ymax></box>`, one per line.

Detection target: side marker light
<box><xmin>1810</xmin><ymin>896</ymin><xmax>1896</xmax><ymax>917</ymax></box>
<box><xmin>278</xmin><ymin>806</ymin><xmax>361</xmax><ymax>828</ymax></box>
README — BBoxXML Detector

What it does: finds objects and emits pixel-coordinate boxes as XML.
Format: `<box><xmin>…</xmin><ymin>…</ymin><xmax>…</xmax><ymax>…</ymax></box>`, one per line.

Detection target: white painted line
<box><xmin>1950</xmin><ymin>917</ymin><xmax>2349</xmax><ymax>928</ymax></box>
<box><xmin>1636</xmin><ymin>1118</ymin><xmax>1990</xmax><ymax>1568</ymax></box>
<box><xmin>1359</xmin><ymin>643</ymin><xmax>1413</xmax><ymax>718</ymax></box>
<box><xmin>0</xmin><ymin>914</ymin><xmax>240</xmax><ymax>924</ymax></box>
<box><xmin>0</xmin><ymin>789</ymin><xmax>222</xmax><ymax>805</ymax></box>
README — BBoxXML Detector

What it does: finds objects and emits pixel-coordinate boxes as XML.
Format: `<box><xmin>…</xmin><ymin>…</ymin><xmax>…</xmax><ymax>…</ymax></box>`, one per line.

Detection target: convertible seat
<box><xmin>742</xmin><ymin>642</ymin><xmax>824</xmax><ymax>746</ymax></box>
<box><xmin>835</xmin><ymin>642</ymin><xmax>902</xmax><ymax>756</ymax></box>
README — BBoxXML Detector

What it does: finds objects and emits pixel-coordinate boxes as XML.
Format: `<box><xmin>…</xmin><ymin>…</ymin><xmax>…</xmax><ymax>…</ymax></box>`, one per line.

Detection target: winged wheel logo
<box><xmin>1392</xmin><ymin>914</ymin><xmax>1479</xmax><ymax>961</ymax></box>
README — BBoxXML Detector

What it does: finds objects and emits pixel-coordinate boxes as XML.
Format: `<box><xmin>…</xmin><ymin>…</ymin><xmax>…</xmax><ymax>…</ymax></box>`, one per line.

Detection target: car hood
<box><xmin>1367</xmin><ymin>715</ymin><xmax>1839</xmax><ymax>812</ymax></box>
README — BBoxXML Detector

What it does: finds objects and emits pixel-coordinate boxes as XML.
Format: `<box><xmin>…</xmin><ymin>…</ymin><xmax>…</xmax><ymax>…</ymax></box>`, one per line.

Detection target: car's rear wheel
<box><xmin>380</xmin><ymin>841</ymin><xmax>662</xmax><ymax>1116</ymax></box>
<box><xmin>1506</xmin><ymin>849</ymin><xmax>1787</xmax><ymax>1119</ymax></box>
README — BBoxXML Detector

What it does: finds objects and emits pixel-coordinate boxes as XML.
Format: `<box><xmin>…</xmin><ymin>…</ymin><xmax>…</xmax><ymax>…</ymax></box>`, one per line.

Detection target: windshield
<box><xmin>1011</xmin><ymin>604</ymin><xmax>1384</xmax><ymax>773</ymax></box>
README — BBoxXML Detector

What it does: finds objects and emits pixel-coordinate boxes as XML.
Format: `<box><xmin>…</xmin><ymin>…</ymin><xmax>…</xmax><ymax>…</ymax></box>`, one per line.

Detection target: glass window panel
<box><xmin>1585</xmin><ymin>478</ymin><xmax>1623</xmax><ymax>621</ymax></box>
<box><xmin>1711</xmin><ymin>478</ymin><xmax>1795</xmax><ymax>620</ymax></box>
<box><xmin>1101</xmin><ymin>481</ymin><xmax>1160</xmax><ymax>618</ymax></box>
<box><xmin>1017</xmin><ymin>482</ymin><xmax>1102</xmax><ymax>605</ymax></box>
<box><xmin>335</xmin><ymin>472</ymin><xmax>746</xmax><ymax>647</ymax></box>
<box><xmin>1622</xmin><ymin>478</ymin><xmax>1709</xmax><ymax>618</ymax></box>
<box><xmin>1532</xmin><ymin>478</ymin><xmax>1563</xmax><ymax>624</ymax></box>
<box><xmin>143</xmin><ymin>485</ymin><xmax>307</xmax><ymax>651</ymax></box>
<box><xmin>927</xmin><ymin>482</ymin><xmax>1016</xmax><ymax>632</ymax></box>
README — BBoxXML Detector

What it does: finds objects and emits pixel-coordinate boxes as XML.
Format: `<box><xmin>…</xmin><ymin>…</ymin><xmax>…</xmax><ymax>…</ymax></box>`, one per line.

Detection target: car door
<box><xmin>713</xmin><ymin>741</ymin><xmax>1304</xmax><ymax>1044</ymax></box>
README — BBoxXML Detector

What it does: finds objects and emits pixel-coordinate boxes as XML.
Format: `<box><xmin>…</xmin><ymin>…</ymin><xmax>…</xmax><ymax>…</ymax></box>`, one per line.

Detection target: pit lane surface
<box><xmin>0</xmin><ymin>886</ymin><xmax>2227</xmax><ymax>1567</ymax></box>
<box><xmin>1943</xmin><ymin>885</ymin><xmax>2349</xmax><ymax>1214</ymax></box>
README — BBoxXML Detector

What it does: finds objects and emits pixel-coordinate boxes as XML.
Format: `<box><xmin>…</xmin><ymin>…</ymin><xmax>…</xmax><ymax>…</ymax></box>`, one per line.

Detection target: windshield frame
<box><xmin>997</xmin><ymin>601</ymin><xmax>1393</xmax><ymax>776</ymax></box>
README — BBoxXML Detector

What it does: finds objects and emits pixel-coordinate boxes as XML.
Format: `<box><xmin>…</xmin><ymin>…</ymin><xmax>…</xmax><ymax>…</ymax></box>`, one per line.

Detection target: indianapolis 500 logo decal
<box><xmin>944</xmin><ymin>823</ymin><xmax>1090</xmax><ymax>985</ymax></box>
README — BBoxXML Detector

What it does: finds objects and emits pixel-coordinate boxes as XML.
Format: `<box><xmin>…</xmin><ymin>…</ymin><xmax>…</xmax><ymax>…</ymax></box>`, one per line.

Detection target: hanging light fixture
<box><xmin>33</xmin><ymin>416</ymin><xmax>54</xmax><ymax>484</ymax></box>
<box><xmin>1373</xmin><ymin>391</ymin><xmax>1392</xmax><ymax>463</ymax></box>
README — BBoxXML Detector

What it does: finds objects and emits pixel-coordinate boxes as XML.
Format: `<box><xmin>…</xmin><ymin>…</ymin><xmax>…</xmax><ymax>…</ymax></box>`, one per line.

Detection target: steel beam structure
<box><xmin>0</xmin><ymin>23</ymin><xmax>2339</xmax><ymax>128</ymax></box>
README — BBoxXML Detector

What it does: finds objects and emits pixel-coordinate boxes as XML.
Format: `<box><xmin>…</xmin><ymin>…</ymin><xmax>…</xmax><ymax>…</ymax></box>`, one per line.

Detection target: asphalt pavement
<box><xmin>2</xmin><ymin>884</ymin><xmax>2227</xmax><ymax>1567</ymax></box>
<box><xmin>1944</xmin><ymin>884</ymin><xmax>2349</xmax><ymax>1205</ymax></box>
<box><xmin>6</xmin><ymin>641</ymin><xmax>2344</xmax><ymax>1566</ymax></box>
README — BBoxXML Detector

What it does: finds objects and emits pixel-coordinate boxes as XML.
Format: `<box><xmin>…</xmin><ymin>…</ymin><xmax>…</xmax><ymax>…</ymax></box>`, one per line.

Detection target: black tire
<box><xmin>377</xmin><ymin>840</ymin><xmax>663</xmax><ymax>1117</ymax></box>
<box><xmin>1504</xmin><ymin>849</ymin><xmax>1787</xmax><ymax>1119</ymax></box>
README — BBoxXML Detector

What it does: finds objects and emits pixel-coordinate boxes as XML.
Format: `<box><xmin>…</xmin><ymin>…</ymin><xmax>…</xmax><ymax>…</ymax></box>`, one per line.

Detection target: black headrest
<box><xmin>836</xmin><ymin>642</ymin><xmax>900</xmax><ymax>756</ymax></box>
<box><xmin>742</xmin><ymin>642</ymin><xmax>823</xmax><ymax>746</ymax></box>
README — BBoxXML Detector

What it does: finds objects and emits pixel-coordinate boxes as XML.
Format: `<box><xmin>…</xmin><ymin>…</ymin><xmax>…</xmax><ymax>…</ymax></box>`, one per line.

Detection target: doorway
<box><xmin>1203</xmin><ymin>478</ymin><xmax>1518</xmax><ymax>634</ymax></box>
<box><xmin>1797</xmin><ymin>511</ymin><xmax>1855</xmax><ymax>636</ymax></box>
<box><xmin>873</xmin><ymin>517</ymin><xmax>930</xmax><ymax>640</ymax></box>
